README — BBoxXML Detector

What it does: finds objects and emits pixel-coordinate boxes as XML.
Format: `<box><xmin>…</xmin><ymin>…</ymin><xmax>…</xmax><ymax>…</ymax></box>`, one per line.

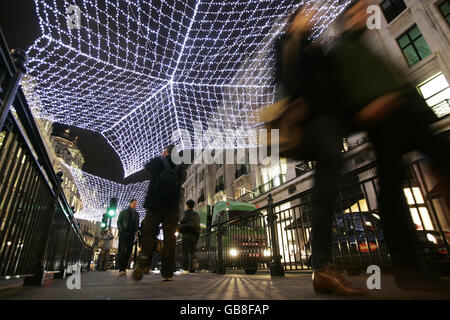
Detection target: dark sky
<box><xmin>0</xmin><ymin>0</ymin><xmax>146</xmax><ymax>184</ymax></box>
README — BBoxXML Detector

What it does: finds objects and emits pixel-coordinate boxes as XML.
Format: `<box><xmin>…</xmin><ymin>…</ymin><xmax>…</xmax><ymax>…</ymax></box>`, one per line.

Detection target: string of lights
<box><xmin>64</xmin><ymin>164</ymin><xmax>150</xmax><ymax>224</ymax></box>
<box><xmin>23</xmin><ymin>0</ymin><xmax>350</xmax><ymax>177</ymax></box>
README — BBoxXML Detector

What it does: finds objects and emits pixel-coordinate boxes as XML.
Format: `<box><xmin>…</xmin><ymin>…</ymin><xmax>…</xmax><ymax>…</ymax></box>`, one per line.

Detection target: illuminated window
<box><xmin>439</xmin><ymin>0</ymin><xmax>450</xmax><ymax>25</ymax></box>
<box><xmin>417</xmin><ymin>73</ymin><xmax>450</xmax><ymax>118</ymax></box>
<box><xmin>397</xmin><ymin>25</ymin><xmax>432</xmax><ymax>67</ymax></box>
<box><xmin>403</xmin><ymin>187</ymin><xmax>433</xmax><ymax>230</ymax></box>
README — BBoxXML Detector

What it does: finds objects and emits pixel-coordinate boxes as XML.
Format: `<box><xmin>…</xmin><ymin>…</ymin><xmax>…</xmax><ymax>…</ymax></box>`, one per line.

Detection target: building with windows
<box><xmin>370</xmin><ymin>0</ymin><xmax>449</xmax><ymax>117</ymax></box>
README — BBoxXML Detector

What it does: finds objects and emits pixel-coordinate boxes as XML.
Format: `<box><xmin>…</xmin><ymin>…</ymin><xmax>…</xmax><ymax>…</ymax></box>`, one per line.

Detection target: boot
<box><xmin>313</xmin><ymin>266</ymin><xmax>368</xmax><ymax>296</ymax></box>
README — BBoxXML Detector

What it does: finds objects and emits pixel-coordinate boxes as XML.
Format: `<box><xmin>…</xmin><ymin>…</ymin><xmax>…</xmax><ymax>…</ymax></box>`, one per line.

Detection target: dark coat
<box><xmin>274</xmin><ymin>33</ymin><xmax>342</xmax><ymax>120</ymax></box>
<box><xmin>143</xmin><ymin>155</ymin><xmax>186</xmax><ymax>211</ymax></box>
<box><xmin>328</xmin><ymin>31</ymin><xmax>437</xmax><ymax>125</ymax></box>
<box><xmin>117</xmin><ymin>207</ymin><xmax>139</xmax><ymax>235</ymax></box>
<box><xmin>178</xmin><ymin>209</ymin><xmax>201</xmax><ymax>236</ymax></box>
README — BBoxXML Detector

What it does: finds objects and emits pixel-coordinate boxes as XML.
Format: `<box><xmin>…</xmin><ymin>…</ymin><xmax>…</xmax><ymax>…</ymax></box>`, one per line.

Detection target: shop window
<box><xmin>381</xmin><ymin>0</ymin><xmax>407</xmax><ymax>23</ymax></box>
<box><xmin>397</xmin><ymin>25</ymin><xmax>432</xmax><ymax>67</ymax></box>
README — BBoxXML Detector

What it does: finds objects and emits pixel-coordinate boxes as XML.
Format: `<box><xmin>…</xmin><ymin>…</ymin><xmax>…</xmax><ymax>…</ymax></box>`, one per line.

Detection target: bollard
<box><xmin>0</xmin><ymin>49</ymin><xmax>27</xmax><ymax>130</ymax></box>
<box><xmin>267</xmin><ymin>194</ymin><xmax>285</xmax><ymax>277</ymax></box>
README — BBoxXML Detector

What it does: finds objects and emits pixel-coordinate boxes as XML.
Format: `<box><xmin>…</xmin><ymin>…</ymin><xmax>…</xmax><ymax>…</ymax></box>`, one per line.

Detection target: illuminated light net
<box><xmin>64</xmin><ymin>164</ymin><xmax>150</xmax><ymax>224</ymax></box>
<box><xmin>24</xmin><ymin>0</ymin><xmax>350</xmax><ymax>177</ymax></box>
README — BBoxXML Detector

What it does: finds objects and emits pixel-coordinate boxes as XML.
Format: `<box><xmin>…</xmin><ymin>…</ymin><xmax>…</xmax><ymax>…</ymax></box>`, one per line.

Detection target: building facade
<box><xmin>181</xmin><ymin>0</ymin><xmax>450</xmax><ymax>239</ymax></box>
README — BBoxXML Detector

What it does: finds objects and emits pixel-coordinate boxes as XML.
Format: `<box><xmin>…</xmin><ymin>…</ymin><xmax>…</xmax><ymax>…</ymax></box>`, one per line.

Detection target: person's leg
<box><xmin>307</xmin><ymin>117</ymin><xmax>345</xmax><ymax>270</ymax></box>
<box><xmin>133</xmin><ymin>210</ymin><xmax>161</xmax><ymax>280</ymax></box>
<box><xmin>189</xmin><ymin>235</ymin><xmax>198</xmax><ymax>272</ymax></box>
<box><xmin>161</xmin><ymin>211</ymin><xmax>179</xmax><ymax>279</ymax></box>
<box><xmin>125</xmin><ymin>235</ymin><xmax>134</xmax><ymax>270</ymax></box>
<box><xmin>117</xmin><ymin>234</ymin><xmax>127</xmax><ymax>271</ymax></box>
<box><xmin>370</xmin><ymin>131</ymin><xmax>427</xmax><ymax>280</ymax></box>
<box><xmin>182</xmin><ymin>236</ymin><xmax>189</xmax><ymax>271</ymax></box>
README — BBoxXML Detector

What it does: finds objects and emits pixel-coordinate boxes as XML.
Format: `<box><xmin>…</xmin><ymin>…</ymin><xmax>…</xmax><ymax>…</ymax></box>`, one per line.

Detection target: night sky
<box><xmin>0</xmin><ymin>0</ymin><xmax>146</xmax><ymax>184</ymax></box>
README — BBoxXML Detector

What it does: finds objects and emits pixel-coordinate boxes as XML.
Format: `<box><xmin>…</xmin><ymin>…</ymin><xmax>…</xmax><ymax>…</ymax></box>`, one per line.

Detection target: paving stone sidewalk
<box><xmin>1</xmin><ymin>270</ymin><xmax>449</xmax><ymax>300</ymax></box>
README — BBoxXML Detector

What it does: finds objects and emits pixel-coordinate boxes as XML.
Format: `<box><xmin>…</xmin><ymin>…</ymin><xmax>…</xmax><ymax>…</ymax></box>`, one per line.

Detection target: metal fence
<box><xmin>0</xmin><ymin>29</ymin><xmax>92</xmax><ymax>283</ymax></box>
<box><xmin>177</xmin><ymin>158</ymin><xmax>450</xmax><ymax>276</ymax></box>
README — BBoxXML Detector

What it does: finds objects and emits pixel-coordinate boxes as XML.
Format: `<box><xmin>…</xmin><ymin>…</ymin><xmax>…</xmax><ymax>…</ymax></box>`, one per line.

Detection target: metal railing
<box><xmin>251</xmin><ymin>174</ymin><xmax>287</xmax><ymax>199</ymax></box>
<box><xmin>177</xmin><ymin>158</ymin><xmax>450</xmax><ymax>276</ymax></box>
<box><xmin>0</xmin><ymin>29</ymin><xmax>92</xmax><ymax>283</ymax></box>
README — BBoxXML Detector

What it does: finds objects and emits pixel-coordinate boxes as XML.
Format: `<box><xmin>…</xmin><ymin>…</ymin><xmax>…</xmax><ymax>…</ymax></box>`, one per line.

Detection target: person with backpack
<box><xmin>133</xmin><ymin>144</ymin><xmax>185</xmax><ymax>281</ymax></box>
<box><xmin>179</xmin><ymin>200</ymin><xmax>201</xmax><ymax>274</ymax></box>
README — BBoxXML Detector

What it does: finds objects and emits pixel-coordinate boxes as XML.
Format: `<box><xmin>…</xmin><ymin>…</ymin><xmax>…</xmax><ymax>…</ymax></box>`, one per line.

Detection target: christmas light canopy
<box><xmin>23</xmin><ymin>0</ymin><xmax>350</xmax><ymax>177</ymax></box>
<box><xmin>65</xmin><ymin>164</ymin><xmax>150</xmax><ymax>224</ymax></box>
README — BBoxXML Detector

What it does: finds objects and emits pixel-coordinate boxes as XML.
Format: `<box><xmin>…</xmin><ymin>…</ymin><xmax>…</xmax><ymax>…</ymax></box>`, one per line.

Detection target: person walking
<box><xmin>100</xmin><ymin>229</ymin><xmax>114</xmax><ymax>271</ymax></box>
<box><xmin>133</xmin><ymin>144</ymin><xmax>186</xmax><ymax>281</ymax></box>
<box><xmin>117</xmin><ymin>199</ymin><xmax>140</xmax><ymax>276</ymax></box>
<box><xmin>179</xmin><ymin>200</ymin><xmax>201</xmax><ymax>274</ymax></box>
<box><xmin>327</xmin><ymin>0</ymin><xmax>450</xmax><ymax>292</ymax></box>
<box><xmin>274</xmin><ymin>5</ymin><xmax>367</xmax><ymax>296</ymax></box>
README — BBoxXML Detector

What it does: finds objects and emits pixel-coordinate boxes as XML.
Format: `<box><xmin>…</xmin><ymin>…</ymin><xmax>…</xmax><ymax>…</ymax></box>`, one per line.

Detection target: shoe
<box><xmin>144</xmin><ymin>268</ymin><xmax>150</xmax><ymax>275</ymax></box>
<box><xmin>162</xmin><ymin>277</ymin><xmax>173</xmax><ymax>281</ymax></box>
<box><xmin>119</xmin><ymin>270</ymin><xmax>126</xmax><ymax>276</ymax></box>
<box><xmin>180</xmin><ymin>270</ymin><xmax>189</xmax><ymax>275</ymax></box>
<box><xmin>313</xmin><ymin>266</ymin><xmax>368</xmax><ymax>296</ymax></box>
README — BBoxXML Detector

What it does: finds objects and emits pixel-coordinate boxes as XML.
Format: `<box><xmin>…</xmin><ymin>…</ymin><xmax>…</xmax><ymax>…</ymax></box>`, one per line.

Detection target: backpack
<box><xmin>151</xmin><ymin>157</ymin><xmax>180</xmax><ymax>203</ymax></box>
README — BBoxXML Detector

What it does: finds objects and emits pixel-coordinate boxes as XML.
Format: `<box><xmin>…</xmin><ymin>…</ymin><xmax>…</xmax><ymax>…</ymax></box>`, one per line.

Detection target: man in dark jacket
<box><xmin>117</xmin><ymin>199</ymin><xmax>140</xmax><ymax>275</ymax></box>
<box><xmin>179</xmin><ymin>200</ymin><xmax>201</xmax><ymax>273</ymax></box>
<box><xmin>133</xmin><ymin>144</ymin><xmax>186</xmax><ymax>281</ymax></box>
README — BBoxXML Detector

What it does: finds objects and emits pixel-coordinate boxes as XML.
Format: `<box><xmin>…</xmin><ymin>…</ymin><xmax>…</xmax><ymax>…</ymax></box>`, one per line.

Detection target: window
<box><xmin>418</xmin><ymin>73</ymin><xmax>450</xmax><ymax>118</ymax></box>
<box><xmin>381</xmin><ymin>0</ymin><xmax>407</xmax><ymax>23</ymax></box>
<box><xmin>439</xmin><ymin>0</ymin><xmax>450</xmax><ymax>26</ymax></box>
<box><xmin>403</xmin><ymin>187</ymin><xmax>434</xmax><ymax>230</ymax></box>
<box><xmin>397</xmin><ymin>25</ymin><xmax>432</xmax><ymax>67</ymax></box>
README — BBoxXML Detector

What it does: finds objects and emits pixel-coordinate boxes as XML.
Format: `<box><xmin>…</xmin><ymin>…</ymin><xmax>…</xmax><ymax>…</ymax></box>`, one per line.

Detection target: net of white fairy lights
<box><xmin>23</xmin><ymin>0</ymin><xmax>350</xmax><ymax>177</ymax></box>
<box><xmin>65</xmin><ymin>164</ymin><xmax>149</xmax><ymax>224</ymax></box>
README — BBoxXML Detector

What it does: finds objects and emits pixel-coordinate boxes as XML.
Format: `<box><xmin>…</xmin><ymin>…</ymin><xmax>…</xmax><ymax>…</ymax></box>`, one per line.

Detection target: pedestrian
<box><xmin>117</xmin><ymin>199</ymin><xmax>140</xmax><ymax>275</ymax></box>
<box><xmin>273</xmin><ymin>5</ymin><xmax>367</xmax><ymax>296</ymax></box>
<box><xmin>99</xmin><ymin>228</ymin><xmax>114</xmax><ymax>271</ymax></box>
<box><xmin>328</xmin><ymin>0</ymin><xmax>450</xmax><ymax>292</ymax></box>
<box><xmin>133</xmin><ymin>144</ymin><xmax>186</xmax><ymax>281</ymax></box>
<box><xmin>179</xmin><ymin>199</ymin><xmax>201</xmax><ymax>274</ymax></box>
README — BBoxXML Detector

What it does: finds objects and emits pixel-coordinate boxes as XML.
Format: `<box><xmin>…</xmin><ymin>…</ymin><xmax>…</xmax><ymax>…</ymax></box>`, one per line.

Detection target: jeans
<box><xmin>118</xmin><ymin>232</ymin><xmax>134</xmax><ymax>271</ymax></box>
<box><xmin>138</xmin><ymin>208</ymin><xmax>179</xmax><ymax>278</ymax></box>
<box><xmin>182</xmin><ymin>233</ymin><xmax>198</xmax><ymax>271</ymax></box>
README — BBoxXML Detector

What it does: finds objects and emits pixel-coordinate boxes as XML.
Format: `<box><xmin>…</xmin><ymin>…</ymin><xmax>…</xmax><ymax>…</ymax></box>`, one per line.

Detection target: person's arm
<box><xmin>354</xmin><ymin>92</ymin><xmax>404</xmax><ymax>128</ymax></box>
<box><xmin>194</xmin><ymin>213</ymin><xmax>201</xmax><ymax>233</ymax></box>
<box><xmin>117</xmin><ymin>211</ymin><xmax>124</xmax><ymax>233</ymax></box>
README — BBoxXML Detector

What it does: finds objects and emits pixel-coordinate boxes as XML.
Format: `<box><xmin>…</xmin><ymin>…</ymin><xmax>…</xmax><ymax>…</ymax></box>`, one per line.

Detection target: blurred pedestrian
<box><xmin>179</xmin><ymin>200</ymin><xmax>201</xmax><ymax>274</ymax></box>
<box><xmin>99</xmin><ymin>228</ymin><xmax>114</xmax><ymax>271</ymax></box>
<box><xmin>117</xmin><ymin>199</ymin><xmax>140</xmax><ymax>275</ymax></box>
<box><xmin>329</xmin><ymin>0</ymin><xmax>450</xmax><ymax>291</ymax></box>
<box><xmin>273</xmin><ymin>4</ymin><xmax>367</xmax><ymax>296</ymax></box>
<box><xmin>133</xmin><ymin>144</ymin><xmax>186</xmax><ymax>281</ymax></box>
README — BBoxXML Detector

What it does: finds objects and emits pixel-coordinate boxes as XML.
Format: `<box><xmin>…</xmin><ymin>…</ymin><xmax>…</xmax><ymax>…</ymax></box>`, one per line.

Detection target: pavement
<box><xmin>1</xmin><ymin>270</ymin><xmax>450</xmax><ymax>300</ymax></box>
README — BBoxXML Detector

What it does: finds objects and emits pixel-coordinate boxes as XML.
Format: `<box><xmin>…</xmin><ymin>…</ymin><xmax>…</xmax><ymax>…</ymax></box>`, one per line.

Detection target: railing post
<box><xmin>215</xmin><ymin>220</ymin><xmax>226</xmax><ymax>274</ymax></box>
<box><xmin>0</xmin><ymin>49</ymin><xmax>27</xmax><ymax>130</ymax></box>
<box><xmin>267</xmin><ymin>193</ymin><xmax>285</xmax><ymax>277</ymax></box>
<box><xmin>25</xmin><ymin>171</ymin><xmax>64</xmax><ymax>285</ymax></box>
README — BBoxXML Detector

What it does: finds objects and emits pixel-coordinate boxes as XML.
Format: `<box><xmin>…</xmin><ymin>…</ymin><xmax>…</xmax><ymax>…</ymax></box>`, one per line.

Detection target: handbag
<box><xmin>258</xmin><ymin>96</ymin><xmax>309</xmax><ymax>159</ymax></box>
